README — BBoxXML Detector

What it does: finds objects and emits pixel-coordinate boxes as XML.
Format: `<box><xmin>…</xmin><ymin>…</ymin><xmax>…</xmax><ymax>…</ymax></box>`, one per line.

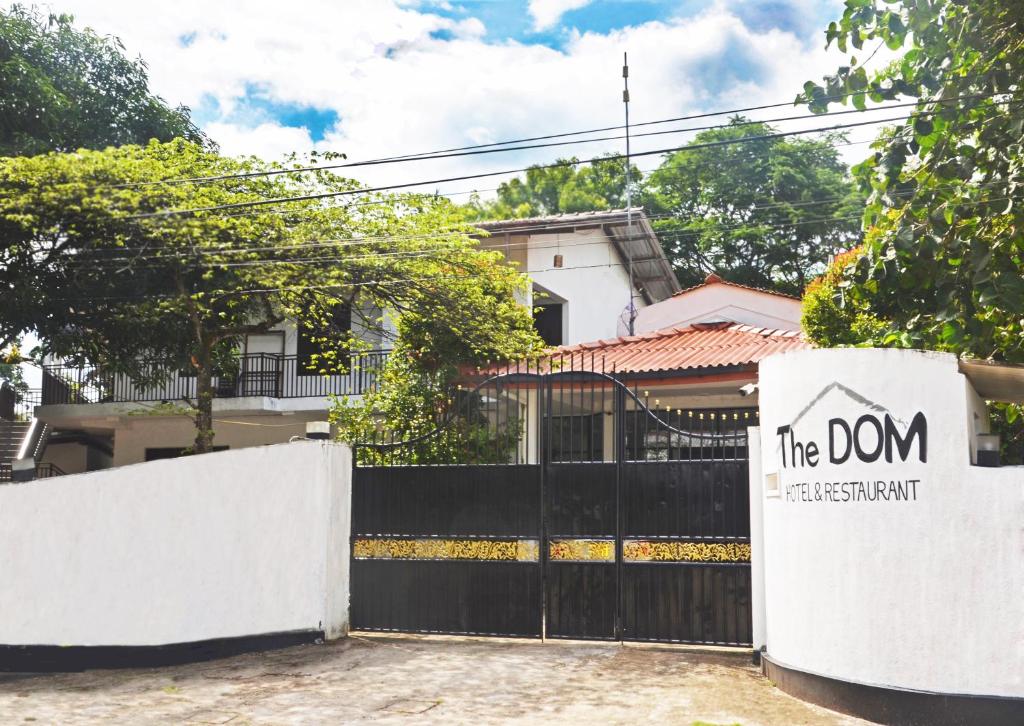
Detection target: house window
<box><xmin>547</xmin><ymin>413</ymin><xmax>604</xmax><ymax>462</ymax></box>
<box><xmin>297</xmin><ymin>305</ymin><xmax>352</xmax><ymax>375</ymax></box>
<box><xmin>534</xmin><ymin>304</ymin><xmax>563</xmax><ymax>346</ymax></box>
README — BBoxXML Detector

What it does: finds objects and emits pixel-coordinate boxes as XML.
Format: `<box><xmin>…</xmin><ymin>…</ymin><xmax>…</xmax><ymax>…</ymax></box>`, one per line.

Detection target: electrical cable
<box><xmin>126</xmin><ymin>113</ymin><xmax>922</xmax><ymax>219</ymax></box>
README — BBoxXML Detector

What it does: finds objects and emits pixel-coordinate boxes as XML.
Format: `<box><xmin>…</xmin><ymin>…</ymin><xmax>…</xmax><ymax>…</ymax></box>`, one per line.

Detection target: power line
<box><xmin>159</xmin><ymin>133</ymin><xmax>883</xmax><ymax>225</ymax></box>
<box><xmin>49</xmin><ymin>200</ymin><xmax>860</xmax><ymax>264</ymax></box>
<box><xmin>27</xmin><ymin>187</ymin><xmax>1020</xmax><ymax>307</ymax></box>
<box><xmin>34</xmin><ymin>189</ymin><xmax>1019</xmax><ymax>277</ymax></box>
<box><xmin>39</xmin><ymin>259</ymin><xmax>669</xmax><ymax>304</ymax></box>
<box><xmin>107</xmin><ymin>90</ymin><xmax>1004</xmax><ymax>191</ymax></box>
<box><xmin>25</xmin><ymin>179</ymin><xmax>1011</xmax><ymax>266</ymax></box>
<box><xmin>110</xmin><ymin>100</ymin><xmax>931</xmax><ymax>191</ymax></box>
<box><xmin>128</xmin><ymin>113</ymin><xmax>919</xmax><ymax>220</ymax></box>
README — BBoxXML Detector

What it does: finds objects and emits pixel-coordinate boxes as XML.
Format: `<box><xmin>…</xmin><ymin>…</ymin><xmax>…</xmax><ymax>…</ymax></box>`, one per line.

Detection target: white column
<box><xmin>747</xmin><ymin>424</ymin><xmax>767</xmax><ymax>655</ymax></box>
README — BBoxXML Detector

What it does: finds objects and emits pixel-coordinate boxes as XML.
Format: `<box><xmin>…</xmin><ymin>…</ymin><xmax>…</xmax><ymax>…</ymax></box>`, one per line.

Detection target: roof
<box><xmin>485</xmin><ymin>322</ymin><xmax>809</xmax><ymax>377</ymax></box>
<box><xmin>672</xmin><ymin>272</ymin><xmax>801</xmax><ymax>301</ymax></box>
<box><xmin>959</xmin><ymin>358</ymin><xmax>1024</xmax><ymax>404</ymax></box>
<box><xmin>474</xmin><ymin>209</ymin><xmax>681</xmax><ymax>304</ymax></box>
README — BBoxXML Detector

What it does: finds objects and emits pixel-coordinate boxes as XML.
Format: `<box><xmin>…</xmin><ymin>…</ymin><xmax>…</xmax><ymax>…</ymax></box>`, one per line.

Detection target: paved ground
<box><xmin>0</xmin><ymin>634</ymin><xmax>872</xmax><ymax>725</ymax></box>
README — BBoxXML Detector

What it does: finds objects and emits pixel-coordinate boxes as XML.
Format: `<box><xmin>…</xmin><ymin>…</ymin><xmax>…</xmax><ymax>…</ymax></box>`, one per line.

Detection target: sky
<box><xmin>16</xmin><ymin>0</ymin><xmax>897</xmax><ymax>197</ymax></box>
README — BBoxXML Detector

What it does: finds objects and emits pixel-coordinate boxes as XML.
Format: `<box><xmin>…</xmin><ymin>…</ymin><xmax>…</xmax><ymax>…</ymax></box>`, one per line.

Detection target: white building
<box><xmin>476</xmin><ymin>209</ymin><xmax>679</xmax><ymax>344</ymax></box>
<box><xmin>17</xmin><ymin>210</ymin><xmax>678</xmax><ymax>476</ymax></box>
<box><xmin>633</xmin><ymin>272</ymin><xmax>802</xmax><ymax>334</ymax></box>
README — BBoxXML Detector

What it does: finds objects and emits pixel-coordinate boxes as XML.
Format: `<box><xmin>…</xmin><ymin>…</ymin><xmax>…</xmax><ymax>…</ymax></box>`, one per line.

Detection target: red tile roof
<box><xmin>485</xmin><ymin>322</ymin><xmax>808</xmax><ymax>377</ymax></box>
<box><xmin>673</xmin><ymin>272</ymin><xmax>801</xmax><ymax>301</ymax></box>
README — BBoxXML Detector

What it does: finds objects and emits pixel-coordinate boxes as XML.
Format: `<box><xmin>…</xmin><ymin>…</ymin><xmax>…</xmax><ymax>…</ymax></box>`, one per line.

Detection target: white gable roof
<box><xmin>632</xmin><ymin>273</ymin><xmax>802</xmax><ymax>334</ymax></box>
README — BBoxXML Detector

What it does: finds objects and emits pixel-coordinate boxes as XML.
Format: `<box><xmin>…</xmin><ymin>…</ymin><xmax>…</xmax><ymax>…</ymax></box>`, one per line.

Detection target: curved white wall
<box><xmin>0</xmin><ymin>441</ymin><xmax>351</xmax><ymax>647</ymax></box>
<box><xmin>756</xmin><ymin>348</ymin><xmax>1024</xmax><ymax>698</ymax></box>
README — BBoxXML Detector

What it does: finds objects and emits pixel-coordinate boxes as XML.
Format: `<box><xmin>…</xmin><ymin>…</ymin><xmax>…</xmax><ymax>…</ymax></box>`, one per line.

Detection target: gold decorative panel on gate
<box><xmin>353</xmin><ymin>538</ymin><xmax>540</xmax><ymax>562</ymax></box>
<box><xmin>548</xmin><ymin>538</ymin><xmax>616</xmax><ymax>562</ymax></box>
<box><xmin>622</xmin><ymin>540</ymin><xmax>751</xmax><ymax>563</ymax></box>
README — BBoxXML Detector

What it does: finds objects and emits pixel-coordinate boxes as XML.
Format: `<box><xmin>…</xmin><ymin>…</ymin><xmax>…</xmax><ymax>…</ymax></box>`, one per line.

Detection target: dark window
<box><xmin>547</xmin><ymin>413</ymin><xmax>604</xmax><ymax>462</ymax></box>
<box><xmin>145</xmin><ymin>446</ymin><xmax>228</xmax><ymax>461</ymax></box>
<box><xmin>298</xmin><ymin>305</ymin><xmax>352</xmax><ymax>375</ymax></box>
<box><xmin>534</xmin><ymin>304</ymin><xmax>563</xmax><ymax>346</ymax></box>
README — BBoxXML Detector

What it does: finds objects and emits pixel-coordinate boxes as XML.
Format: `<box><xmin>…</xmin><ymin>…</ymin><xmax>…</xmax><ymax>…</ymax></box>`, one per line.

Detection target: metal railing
<box><xmin>0</xmin><ymin>462</ymin><xmax>66</xmax><ymax>482</ymax></box>
<box><xmin>34</xmin><ymin>462</ymin><xmax>66</xmax><ymax>478</ymax></box>
<box><xmin>0</xmin><ymin>385</ymin><xmax>41</xmax><ymax>422</ymax></box>
<box><xmin>41</xmin><ymin>351</ymin><xmax>389</xmax><ymax>405</ymax></box>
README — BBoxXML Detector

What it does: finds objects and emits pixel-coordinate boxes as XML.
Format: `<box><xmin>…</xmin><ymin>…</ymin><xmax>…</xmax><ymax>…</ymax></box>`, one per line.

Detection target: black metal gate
<box><xmin>350</xmin><ymin>361</ymin><xmax>753</xmax><ymax>645</ymax></box>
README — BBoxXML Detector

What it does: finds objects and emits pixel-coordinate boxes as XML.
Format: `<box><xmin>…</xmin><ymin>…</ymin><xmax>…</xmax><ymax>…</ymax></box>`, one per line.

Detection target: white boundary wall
<box><xmin>0</xmin><ymin>441</ymin><xmax>351</xmax><ymax>647</ymax></box>
<box><xmin>755</xmin><ymin>348</ymin><xmax>1024</xmax><ymax>698</ymax></box>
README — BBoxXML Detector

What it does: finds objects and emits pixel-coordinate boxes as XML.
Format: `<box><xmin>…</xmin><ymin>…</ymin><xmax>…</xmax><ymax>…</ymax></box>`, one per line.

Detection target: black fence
<box><xmin>0</xmin><ymin>462</ymin><xmax>66</xmax><ymax>483</ymax></box>
<box><xmin>41</xmin><ymin>351</ymin><xmax>389</xmax><ymax>405</ymax></box>
<box><xmin>0</xmin><ymin>385</ymin><xmax>40</xmax><ymax>422</ymax></box>
<box><xmin>351</xmin><ymin>356</ymin><xmax>755</xmax><ymax>646</ymax></box>
<box><xmin>351</xmin><ymin>465</ymin><xmax>543</xmax><ymax>637</ymax></box>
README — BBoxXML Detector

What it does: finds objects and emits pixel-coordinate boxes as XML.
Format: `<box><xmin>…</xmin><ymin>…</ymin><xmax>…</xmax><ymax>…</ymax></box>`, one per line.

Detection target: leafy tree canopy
<box><xmin>463</xmin><ymin>154</ymin><xmax>639</xmax><ymax>220</ymax></box>
<box><xmin>462</xmin><ymin>126</ymin><xmax>862</xmax><ymax>297</ymax></box>
<box><xmin>800</xmin><ymin>0</ymin><xmax>1024</xmax><ymax>460</ymax></box>
<box><xmin>800</xmin><ymin>0</ymin><xmax>1023</xmax><ymax>360</ymax></box>
<box><xmin>0</xmin><ymin>140</ymin><xmax>540</xmax><ymax>452</ymax></box>
<box><xmin>0</xmin><ymin>4</ymin><xmax>205</xmax><ymax>156</ymax></box>
<box><xmin>643</xmin><ymin>117</ymin><xmax>864</xmax><ymax>295</ymax></box>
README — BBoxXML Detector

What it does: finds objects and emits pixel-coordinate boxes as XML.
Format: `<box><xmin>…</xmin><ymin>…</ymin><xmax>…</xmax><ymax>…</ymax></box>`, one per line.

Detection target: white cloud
<box><xmin>203</xmin><ymin>122</ymin><xmax>316</xmax><ymax>160</ymax></box>
<box><xmin>25</xmin><ymin>0</ymin><xmax>868</xmax><ymax>196</ymax></box>
<box><xmin>528</xmin><ymin>0</ymin><xmax>593</xmax><ymax>31</ymax></box>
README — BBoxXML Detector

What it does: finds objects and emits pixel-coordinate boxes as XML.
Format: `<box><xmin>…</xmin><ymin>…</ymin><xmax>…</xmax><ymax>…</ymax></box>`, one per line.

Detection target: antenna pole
<box><xmin>623</xmin><ymin>52</ymin><xmax>635</xmax><ymax>335</ymax></box>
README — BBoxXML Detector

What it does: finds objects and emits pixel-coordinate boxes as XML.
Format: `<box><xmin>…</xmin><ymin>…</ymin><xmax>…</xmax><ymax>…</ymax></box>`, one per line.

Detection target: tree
<box><xmin>0</xmin><ymin>5</ymin><xmax>205</xmax><ymax>156</ymax></box>
<box><xmin>801</xmin><ymin>246</ymin><xmax>886</xmax><ymax>347</ymax></box>
<box><xmin>643</xmin><ymin>117</ymin><xmax>864</xmax><ymax>295</ymax></box>
<box><xmin>0</xmin><ymin>140</ymin><xmax>540</xmax><ymax>454</ymax></box>
<box><xmin>799</xmin><ymin>0</ymin><xmax>1024</xmax><ymax>459</ymax></box>
<box><xmin>463</xmin><ymin>154</ymin><xmax>640</xmax><ymax>220</ymax></box>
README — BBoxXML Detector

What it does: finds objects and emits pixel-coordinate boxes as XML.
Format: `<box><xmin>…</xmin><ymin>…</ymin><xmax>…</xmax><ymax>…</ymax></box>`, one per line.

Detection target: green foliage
<box><xmin>643</xmin><ymin>117</ymin><xmax>864</xmax><ymax>295</ymax></box>
<box><xmin>464</xmin><ymin>125</ymin><xmax>863</xmax><ymax>297</ymax></box>
<box><xmin>0</xmin><ymin>340</ymin><xmax>27</xmax><ymax>392</ymax></box>
<box><xmin>0</xmin><ymin>361</ymin><xmax>26</xmax><ymax>393</ymax></box>
<box><xmin>0</xmin><ymin>140</ymin><xmax>540</xmax><ymax>452</ymax></box>
<box><xmin>0</xmin><ymin>5</ymin><xmax>205</xmax><ymax>156</ymax></box>
<box><xmin>801</xmin><ymin>0</ymin><xmax>1024</xmax><ymax>460</ymax></box>
<box><xmin>331</xmin><ymin>339</ymin><xmax>531</xmax><ymax>465</ymax></box>
<box><xmin>801</xmin><ymin>248</ymin><xmax>887</xmax><ymax>347</ymax></box>
<box><xmin>463</xmin><ymin>154</ymin><xmax>639</xmax><ymax>220</ymax></box>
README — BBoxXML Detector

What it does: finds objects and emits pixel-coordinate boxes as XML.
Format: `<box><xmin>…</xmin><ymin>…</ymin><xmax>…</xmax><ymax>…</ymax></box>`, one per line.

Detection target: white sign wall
<box><xmin>757</xmin><ymin>348</ymin><xmax>1023</xmax><ymax>698</ymax></box>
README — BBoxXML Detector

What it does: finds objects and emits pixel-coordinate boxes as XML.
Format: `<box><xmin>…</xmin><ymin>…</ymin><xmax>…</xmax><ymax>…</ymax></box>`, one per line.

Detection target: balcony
<box><xmin>40</xmin><ymin>351</ymin><xmax>389</xmax><ymax>406</ymax></box>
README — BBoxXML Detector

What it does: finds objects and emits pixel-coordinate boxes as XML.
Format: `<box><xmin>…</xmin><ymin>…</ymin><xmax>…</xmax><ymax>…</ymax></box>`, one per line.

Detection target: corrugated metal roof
<box><xmin>474</xmin><ymin>208</ymin><xmax>644</xmax><ymax>230</ymax></box>
<box><xmin>473</xmin><ymin>208</ymin><xmax>681</xmax><ymax>303</ymax></box>
<box><xmin>487</xmin><ymin>322</ymin><xmax>809</xmax><ymax>376</ymax></box>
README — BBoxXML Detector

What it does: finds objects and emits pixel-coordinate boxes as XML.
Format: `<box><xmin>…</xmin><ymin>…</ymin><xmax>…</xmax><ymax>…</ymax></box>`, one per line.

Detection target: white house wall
<box><xmin>111</xmin><ymin>412</ymin><xmax>334</xmax><ymax>467</ymax></box>
<box><xmin>634</xmin><ymin>284</ymin><xmax>802</xmax><ymax>333</ymax></box>
<box><xmin>0</xmin><ymin>441</ymin><xmax>351</xmax><ymax>646</ymax></box>
<box><xmin>756</xmin><ymin>348</ymin><xmax>1024</xmax><ymax>698</ymax></box>
<box><xmin>526</xmin><ymin>228</ymin><xmax>646</xmax><ymax>343</ymax></box>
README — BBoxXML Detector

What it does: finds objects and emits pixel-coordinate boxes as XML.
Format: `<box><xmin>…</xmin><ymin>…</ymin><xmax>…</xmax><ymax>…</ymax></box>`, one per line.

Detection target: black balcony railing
<box><xmin>0</xmin><ymin>462</ymin><xmax>67</xmax><ymax>482</ymax></box>
<box><xmin>41</xmin><ymin>351</ymin><xmax>389</xmax><ymax>405</ymax></box>
<box><xmin>1</xmin><ymin>385</ymin><xmax>41</xmax><ymax>422</ymax></box>
<box><xmin>34</xmin><ymin>462</ymin><xmax>66</xmax><ymax>478</ymax></box>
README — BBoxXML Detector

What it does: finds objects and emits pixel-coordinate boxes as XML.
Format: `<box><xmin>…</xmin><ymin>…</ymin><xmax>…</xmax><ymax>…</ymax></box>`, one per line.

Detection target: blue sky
<box><xmin>427</xmin><ymin>0</ymin><xmax>837</xmax><ymax>49</ymax></box>
<box><xmin>34</xmin><ymin>0</ymin><xmax>874</xmax><ymax>188</ymax></box>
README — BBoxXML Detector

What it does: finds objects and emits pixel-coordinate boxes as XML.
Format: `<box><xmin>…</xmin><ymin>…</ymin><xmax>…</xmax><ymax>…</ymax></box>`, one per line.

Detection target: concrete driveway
<box><xmin>0</xmin><ymin>634</ymin><xmax>871</xmax><ymax>725</ymax></box>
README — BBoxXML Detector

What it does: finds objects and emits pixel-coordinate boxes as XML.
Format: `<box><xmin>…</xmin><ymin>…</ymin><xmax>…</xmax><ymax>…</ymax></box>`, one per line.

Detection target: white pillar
<box><xmin>747</xmin><ymin>425</ymin><xmax>767</xmax><ymax>655</ymax></box>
